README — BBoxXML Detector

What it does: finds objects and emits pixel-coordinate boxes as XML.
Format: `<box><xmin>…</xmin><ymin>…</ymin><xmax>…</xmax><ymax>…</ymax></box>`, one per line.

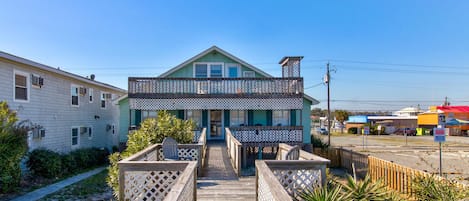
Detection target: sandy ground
<box><xmin>318</xmin><ymin>134</ymin><xmax>469</xmax><ymax>184</ymax></box>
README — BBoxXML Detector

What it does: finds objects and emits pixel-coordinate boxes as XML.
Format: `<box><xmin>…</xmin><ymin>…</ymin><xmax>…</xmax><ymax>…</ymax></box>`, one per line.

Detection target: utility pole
<box><xmin>326</xmin><ymin>62</ymin><xmax>332</xmax><ymax>146</ymax></box>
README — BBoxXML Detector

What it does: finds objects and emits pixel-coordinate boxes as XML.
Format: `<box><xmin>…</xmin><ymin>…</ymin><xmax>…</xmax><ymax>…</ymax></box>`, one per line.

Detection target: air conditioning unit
<box><xmin>79</xmin><ymin>87</ymin><xmax>87</xmax><ymax>96</ymax></box>
<box><xmin>31</xmin><ymin>75</ymin><xmax>44</xmax><ymax>88</ymax></box>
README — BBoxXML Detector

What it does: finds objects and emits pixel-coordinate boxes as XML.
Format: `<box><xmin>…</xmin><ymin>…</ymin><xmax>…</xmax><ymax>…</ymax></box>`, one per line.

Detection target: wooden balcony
<box><xmin>128</xmin><ymin>77</ymin><xmax>303</xmax><ymax>99</ymax></box>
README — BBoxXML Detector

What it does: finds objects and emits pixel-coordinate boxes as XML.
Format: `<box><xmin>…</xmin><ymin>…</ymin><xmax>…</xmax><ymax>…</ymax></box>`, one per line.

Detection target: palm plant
<box><xmin>412</xmin><ymin>174</ymin><xmax>469</xmax><ymax>201</ymax></box>
<box><xmin>299</xmin><ymin>181</ymin><xmax>345</xmax><ymax>201</ymax></box>
<box><xmin>341</xmin><ymin>174</ymin><xmax>390</xmax><ymax>201</ymax></box>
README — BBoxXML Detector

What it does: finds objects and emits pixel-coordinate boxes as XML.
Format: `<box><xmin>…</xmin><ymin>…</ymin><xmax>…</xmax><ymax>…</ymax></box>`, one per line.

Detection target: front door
<box><xmin>209</xmin><ymin>110</ymin><xmax>224</xmax><ymax>140</ymax></box>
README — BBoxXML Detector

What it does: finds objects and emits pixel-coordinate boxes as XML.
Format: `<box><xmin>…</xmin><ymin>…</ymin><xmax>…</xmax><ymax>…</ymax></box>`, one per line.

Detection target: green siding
<box><xmin>248</xmin><ymin>110</ymin><xmax>254</xmax><ymax>126</ymax></box>
<box><xmin>224</xmin><ymin>110</ymin><xmax>230</xmax><ymax>127</ymax></box>
<box><xmin>118</xmin><ymin>98</ymin><xmax>130</xmax><ymax>142</ymax></box>
<box><xmin>266</xmin><ymin>110</ymin><xmax>272</xmax><ymax>126</ymax></box>
<box><xmin>202</xmin><ymin>110</ymin><xmax>208</xmax><ymax>127</ymax></box>
<box><xmin>302</xmin><ymin>98</ymin><xmax>313</xmax><ymax>144</ymax></box>
<box><xmin>253</xmin><ymin>110</ymin><xmax>267</xmax><ymax>126</ymax></box>
<box><xmin>290</xmin><ymin>110</ymin><xmax>297</xmax><ymax>126</ymax></box>
<box><xmin>135</xmin><ymin>110</ymin><xmax>142</xmax><ymax>126</ymax></box>
<box><xmin>165</xmin><ymin>50</ymin><xmax>267</xmax><ymax>78</ymax></box>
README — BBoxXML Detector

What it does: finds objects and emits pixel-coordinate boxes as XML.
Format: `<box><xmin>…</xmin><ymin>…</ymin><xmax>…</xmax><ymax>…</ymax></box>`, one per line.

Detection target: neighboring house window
<box><xmin>71</xmin><ymin>127</ymin><xmax>79</xmax><ymax>148</ymax></box>
<box><xmin>101</xmin><ymin>92</ymin><xmax>106</xmax><ymax>108</ymax></box>
<box><xmin>14</xmin><ymin>71</ymin><xmax>29</xmax><ymax>101</ymax></box>
<box><xmin>273</xmin><ymin>110</ymin><xmax>290</xmax><ymax>126</ymax></box>
<box><xmin>88</xmin><ymin>127</ymin><xmax>93</xmax><ymax>139</ymax></box>
<box><xmin>226</xmin><ymin>64</ymin><xmax>240</xmax><ymax>78</ymax></box>
<box><xmin>71</xmin><ymin>85</ymin><xmax>79</xmax><ymax>106</ymax></box>
<box><xmin>230</xmin><ymin>110</ymin><xmax>246</xmax><ymax>126</ymax></box>
<box><xmin>89</xmin><ymin>88</ymin><xmax>93</xmax><ymax>103</ymax></box>
<box><xmin>186</xmin><ymin>110</ymin><xmax>202</xmax><ymax>127</ymax></box>
<box><xmin>194</xmin><ymin>63</ymin><xmax>224</xmax><ymax>78</ymax></box>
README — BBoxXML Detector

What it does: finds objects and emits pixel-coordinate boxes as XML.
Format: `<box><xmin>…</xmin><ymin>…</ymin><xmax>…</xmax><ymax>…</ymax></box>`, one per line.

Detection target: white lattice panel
<box><xmin>258</xmin><ymin>172</ymin><xmax>274</xmax><ymax>201</ymax></box>
<box><xmin>129</xmin><ymin>98</ymin><xmax>303</xmax><ymax>110</ymax></box>
<box><xmin>232</xmin><ymin>130</ymin><xmax>302</xmax><ymax>143</ymax></box>
<box><xmin>124</xmin><ymin>170</ymin><xmax>182</xmax><ymax>201</ymax></box>
<box><xmin>273</xmin><ymin>169</ymin><xmax>322</xmax><ymax>198</ymax></box>
<box><xmin>157</xmin><ymin>148</ymin><xmax>199</xmax><ymax>161</ymax></box>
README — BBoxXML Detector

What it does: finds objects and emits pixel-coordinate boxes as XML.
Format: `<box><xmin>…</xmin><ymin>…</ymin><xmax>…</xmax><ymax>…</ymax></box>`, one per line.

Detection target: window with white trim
<box><xmin>230</xmin><ymin>110</ymin><xmax>246</xmax><ymax>126</ymax></box>
<box><xmin>193</xmin><ymin>63</ymin><xmax>224</xmax><ymax>78</ymax></box>
<box><xmin>71</xmin><ymin>85</ymin><xmax>79</xmax><ymax>106</ymax></box>
<box><xmin>14</xmin><ymin>71</ymin><xmax>29</xmax><ymax>101</ymax></box>
<box><xmin>186</xmin><ymin>110</ymin><xmax>202</xmax><ymax>127</ymax></box>
<box><xmin>89</xmin><ymin>88</ymin><xmax>94</xmax><ymax>103</ymax></box>
<box><xmin>100</xmin><ymin>92</ymin><xmax>106</xmax><ymax>109</ymax></box>
<box><xmin>71</xmin><ymin>127</ymin><xmax>79</xmax><ymax>148</ymax></box>
<box><xmin>273</xmin><ymin>110</ymin><xmax>290</xmax><ymax>126</ymax></box>
<box><xmin>226</xmin><ymin>64</ymin><xmax>240</xmax><ymax>78</ymax></box>
<box><xmin>243</xmin><ymin>71</ymin><xmax>255</xmax><ymax>77</ymax></box>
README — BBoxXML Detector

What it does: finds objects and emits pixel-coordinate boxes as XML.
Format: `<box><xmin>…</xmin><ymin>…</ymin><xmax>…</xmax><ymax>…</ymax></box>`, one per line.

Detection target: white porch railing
<box><xmin>229</xmin><ymin>126</ymin><xmax>303</xmax><ymax>147</ymax></box>
<box><xmin>256</xmin><ymin>143</ymin><xmax>330</xmax><ymax>200</ymax></box>
<box><xmin>118</xmin><ymin>128</ymin><xmax>206</xmax><ymax>200</ymax></box>
<box><xmin>226</xmin><ymin>128</ymin><xmax>242</xmax><ymax>176</ymax></box>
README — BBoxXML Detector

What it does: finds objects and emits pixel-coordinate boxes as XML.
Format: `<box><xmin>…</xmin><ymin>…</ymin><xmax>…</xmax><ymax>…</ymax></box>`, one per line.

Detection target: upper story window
<box><xmin>71</xmin><ymin>85</ymin><xmax>79</xmax><ymax>106</ymax></box>
<box><xmin>14</xmin><ymin>70</ymin><xmax>29</xmax><ymax>102</ymax></box>
<box><xmin>226</xmin><ymin>64</ymin><xmax>240</xmax><ymax>78</ymax></box>
<box><xmin>101</xmin><ymin>92</ymin><xmax>107</xmax><ymax>109</ymax></box>
<box><xmin>193</xmin><ymin>63</ymin><xmax>224</xmax><ymax>78</ymax></box>
<box><xmin>89</xmin><ymin>88</ymin><xmax>94</xmax><ymax>103</ymax></box>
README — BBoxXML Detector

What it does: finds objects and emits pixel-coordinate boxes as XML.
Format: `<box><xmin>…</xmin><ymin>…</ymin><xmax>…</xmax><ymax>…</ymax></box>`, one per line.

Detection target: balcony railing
<box><xmin>128</xmin><ymin>77</ymin><xmax>303</xmax><ymax>98</ymax></box>
<box><xmin>229</xmin><ymin>126</ymin><xmax>303</xmax><ymax>147</ymax></box>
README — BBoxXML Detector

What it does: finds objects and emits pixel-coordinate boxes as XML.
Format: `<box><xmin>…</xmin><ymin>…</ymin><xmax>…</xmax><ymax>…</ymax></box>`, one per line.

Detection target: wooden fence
<box><xmin>314</xmin><ymin>147</ymin><xmax>468</xmax><ymax>198</ymax></box>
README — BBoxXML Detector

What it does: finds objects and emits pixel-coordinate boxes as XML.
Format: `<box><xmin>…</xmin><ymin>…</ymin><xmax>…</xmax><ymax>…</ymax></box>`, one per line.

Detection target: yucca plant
<box><xmin>299</xmin><ymin>180</ymin><xmax>345</xmax><ymax>201</ymax></box>
<box><xmin>342</xmin><ymin>174</ymin><xmax>390</xmax><ymax>201</ymax></box>
<box><xmin>412</xmin><ymin>174</ymin><xmax>469</xmax><ymax>201</ymax></box>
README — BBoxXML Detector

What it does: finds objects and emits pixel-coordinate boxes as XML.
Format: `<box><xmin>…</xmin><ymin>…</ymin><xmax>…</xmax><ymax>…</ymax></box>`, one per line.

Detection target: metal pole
<box><xmin>439</xmin><ymin>142</ymin><xmax>442</xmax><ymax>177</ymax></box>
<box><xmin>327</xmin><ymin>62</ymin><xmax>331</xmax><ymax>146</ymax></box>
<box><xmin>405</xmin><ymin>129</ymin><xmax>408</xmax><ymax>146</ymax></box>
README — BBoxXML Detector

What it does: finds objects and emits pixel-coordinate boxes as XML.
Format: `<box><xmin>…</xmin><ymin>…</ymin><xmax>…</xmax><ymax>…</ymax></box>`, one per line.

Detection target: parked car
<box><xmin>317</xmin><ymin>128</ymin><xmax>329</xmax><ymax>135</ymax></box>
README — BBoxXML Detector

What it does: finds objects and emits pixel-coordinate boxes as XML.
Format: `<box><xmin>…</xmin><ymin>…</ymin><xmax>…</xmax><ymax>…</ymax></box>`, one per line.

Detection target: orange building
<box><xmin>417</xmin><ymin>106</ymin><xmax>469</xmax><ymax>136</ymax></box>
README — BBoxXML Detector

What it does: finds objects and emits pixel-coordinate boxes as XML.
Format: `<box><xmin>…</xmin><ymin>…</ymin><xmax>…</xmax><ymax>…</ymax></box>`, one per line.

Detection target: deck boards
<box><xmin>197</xmin><ymin>141</ymin><xmax>256</xmax><ymax>201</ymax></box>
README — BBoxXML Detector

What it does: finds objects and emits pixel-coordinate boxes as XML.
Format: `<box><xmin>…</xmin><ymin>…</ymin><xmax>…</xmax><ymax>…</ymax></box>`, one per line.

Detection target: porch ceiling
<box><xmin>129</xmin><ymin>98</ymin><xmax>303</xmax><ymax>110</ymax></box>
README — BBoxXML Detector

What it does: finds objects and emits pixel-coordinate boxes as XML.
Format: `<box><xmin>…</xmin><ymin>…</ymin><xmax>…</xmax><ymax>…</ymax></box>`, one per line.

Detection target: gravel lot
<box><xmin>317</xmin><ymin>134</ymin><xmax>469</xmax><ymax>184</ymax></box>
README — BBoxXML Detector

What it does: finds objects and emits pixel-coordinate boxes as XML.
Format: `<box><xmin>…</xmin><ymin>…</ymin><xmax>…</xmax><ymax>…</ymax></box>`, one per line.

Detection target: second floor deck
<box><xmin>128</xmin><ymin>77</ymin><xmax>303</xmax><ymax>99</ymax></box>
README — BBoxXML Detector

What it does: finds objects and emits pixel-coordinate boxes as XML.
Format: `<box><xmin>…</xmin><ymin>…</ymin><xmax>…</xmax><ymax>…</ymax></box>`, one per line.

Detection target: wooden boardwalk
<box><xmin>197</xmin><ymin>141</ymin><xmax>256</xmax><ymax>201</ymax></box>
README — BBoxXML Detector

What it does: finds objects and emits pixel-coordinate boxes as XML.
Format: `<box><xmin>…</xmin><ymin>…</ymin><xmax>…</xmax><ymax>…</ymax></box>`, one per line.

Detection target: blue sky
<box><xmin>2</xmin><ymin>1</ymin><xmax>469</xmax><ymax>111</ymax></box>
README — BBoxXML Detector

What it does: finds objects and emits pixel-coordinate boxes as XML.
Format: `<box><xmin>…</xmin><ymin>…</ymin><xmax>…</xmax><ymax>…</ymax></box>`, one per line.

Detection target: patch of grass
<box><xmin>39</xmin><ymin>169</ymin><xmax>111</xmax><ymax>200</ymax></box>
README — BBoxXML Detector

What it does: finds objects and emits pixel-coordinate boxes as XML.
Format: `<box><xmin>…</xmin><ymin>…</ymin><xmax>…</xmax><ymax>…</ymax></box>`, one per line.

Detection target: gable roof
<box><xmin>0</xmin><ymin>51</ymin><xmax>126</xmax><ymax>93</ymax></box>
<box><xmin>158</xmin><ymin>46</ymin><xmax>318</xmax><ymax>105</ymax></box>
<box><xmin>159</xmin><ymin>46</ymin><xmax>272</xmax><ymax>78</ymax></box>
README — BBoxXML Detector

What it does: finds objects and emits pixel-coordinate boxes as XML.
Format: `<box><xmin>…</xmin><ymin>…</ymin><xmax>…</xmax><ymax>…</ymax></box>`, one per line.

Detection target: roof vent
<box><xmin>90</xmin><ymin>74</ymin><xmax>95</xmax><ymax>80</ymax></box>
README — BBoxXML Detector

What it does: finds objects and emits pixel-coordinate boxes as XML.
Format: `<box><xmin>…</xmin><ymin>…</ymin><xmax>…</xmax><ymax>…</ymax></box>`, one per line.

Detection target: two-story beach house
<box><xmin>118</xmin><ymin>46</ymin><xmax>319</xmax><ymax>149</ymax></box>
<box><xmin>0</xmin><ymin>51</ymin><xmax>126</xmax><ymax>153</ymax></box>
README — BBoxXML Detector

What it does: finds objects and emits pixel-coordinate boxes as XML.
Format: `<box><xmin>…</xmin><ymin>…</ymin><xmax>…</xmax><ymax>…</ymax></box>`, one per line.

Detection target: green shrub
<box><xmin>107</xmin><ymin>111</ymin><xmax>196</xmax><ymax>197</ymax></box>
<box><xmin>29</xmin><ymin>148</ymin><xmax>110</xmax><ymax>179</ymax></box>
<box><xmin>348</xmin><ymin>127</ymin><xmax>358</xmax><ymax>134</ymax></box>
<box><xmin>27</xmin><ymin>149</ymin><xmax>63</xmax><ymax>178</ymax></box>
<box><xmin>311</xmin><ymin>134</ymin><xmax>329</xmax><ymax>149</ymax></box>
<box><xmin>412</xmin><ymin>174</ymin><xmax>469</xmax><ymax>200</ymax></box>
<box><xmin>0</xmin><ymin>102</ymin><xmax>28</xmax><ymax>193</ymax></box>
